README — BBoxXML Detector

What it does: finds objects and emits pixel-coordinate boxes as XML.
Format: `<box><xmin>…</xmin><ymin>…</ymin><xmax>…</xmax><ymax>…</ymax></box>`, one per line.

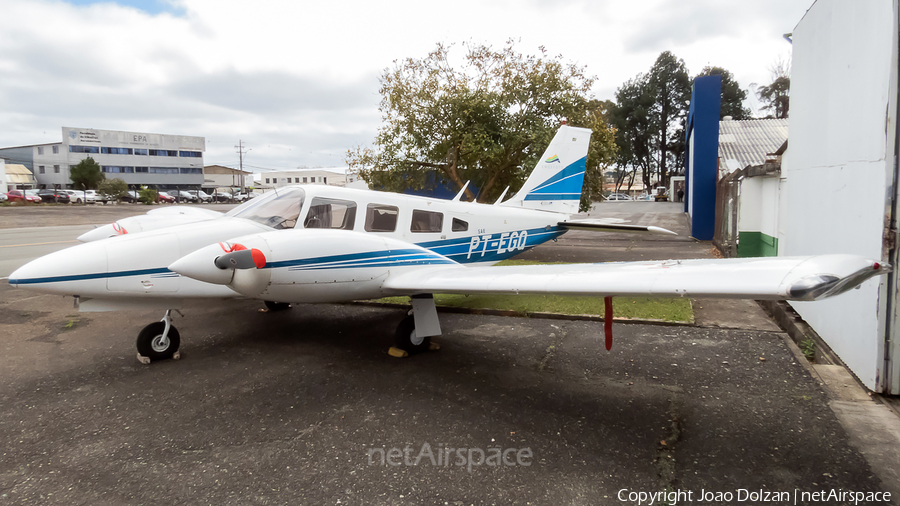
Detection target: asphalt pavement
<box><xmin>0</xmin><ymin>201</ymin><xmax>896</xmax><ymax>505</ymax></box>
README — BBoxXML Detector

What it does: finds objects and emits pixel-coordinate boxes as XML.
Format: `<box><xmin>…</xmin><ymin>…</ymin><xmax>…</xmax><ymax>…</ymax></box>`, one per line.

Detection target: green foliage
<box><xmin>800</xmin><ymin>338</ymin><xmax>816</xmax><ymax>362</ymax></box>
<box><xmin>610</xmin><ymin>51</ymin><xmax>691</xmax><ymax>190</ymax></box>
<box><xmin>758</xmin><ymin>76</ymin><xmax>790</xmax><ymax>119</ymax></box>
<box><xmin>69</xmin><ymin>157</ymin><xmax>105</xmax><ymax>190</ymax></box>
<box><xmin>695</xmin><ymin>66</ymin><xmax>751</xmax><ymax>120</ymax></box>
<box><xmin>98</xmin><ymin>178</ymin><xmax>128</xmax><ymax>201</ymax></box>
<box><xmin>138</xmin><ymin>187</ymin><xmax>158</xmax><ymax>204</ymax></box>
<box><xmin>347</xmin><ymin>41</ymin><xmax>617</xmax><ymax>211</ymax></box>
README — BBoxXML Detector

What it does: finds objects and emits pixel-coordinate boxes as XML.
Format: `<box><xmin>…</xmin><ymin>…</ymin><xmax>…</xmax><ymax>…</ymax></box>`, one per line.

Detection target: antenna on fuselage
<box><xmin>452</xmin><ymin>181</ymin><xmax>470</xmax><ymax>202</ymax></box>
<box><xmin>494</xmin><ymin>186</ymin><xmax>510</xmax><ymax>205</ymax></box>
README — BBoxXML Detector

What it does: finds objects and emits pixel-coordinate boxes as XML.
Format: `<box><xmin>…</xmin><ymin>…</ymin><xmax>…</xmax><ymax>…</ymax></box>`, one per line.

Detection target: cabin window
<box><xmin>410</xmin><ymin>209</ymin><xmax>443</xmax><ymax>233</ymax></box>
<box><xmin>452</xmin><ymin>218</ymin><xmax>468</xmax><ymax>232</ymax></box>
<box><xmin>365</xmin><ymin>204</ymin><xmax>399</xmax><ymax>232</ymax></box>
<box><xmin>304</xmin><ymin>197</ymin><xmax>357</xmax><ymax>230</ymax></box>
<box><xmin>226</xmin><ymin>187</ymin><xmax>305</xmax><ymax>230</ymax></box>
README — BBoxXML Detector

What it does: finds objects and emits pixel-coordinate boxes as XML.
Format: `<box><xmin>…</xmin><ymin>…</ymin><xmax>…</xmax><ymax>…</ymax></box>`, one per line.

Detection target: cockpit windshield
<box><xmin>225</xmin><ymin>188</ymin><xmax>305</xmax><ymax>230</ymax></box>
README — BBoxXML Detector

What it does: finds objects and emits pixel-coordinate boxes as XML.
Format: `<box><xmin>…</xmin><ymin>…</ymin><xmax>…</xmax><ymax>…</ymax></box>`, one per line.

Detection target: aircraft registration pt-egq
<box><xmin>8</xmin><ymin>125</ymin><xmax>890</xmax><ymax>363</ymax></box>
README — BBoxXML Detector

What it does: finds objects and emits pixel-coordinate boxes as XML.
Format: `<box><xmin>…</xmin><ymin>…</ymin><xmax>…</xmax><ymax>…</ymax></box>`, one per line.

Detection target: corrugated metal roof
<box><xmin>3</xmin><ymin>164</ymin><xmax>36</xmax><ymax>183</ymax></box>
<box><xmin>718</xmin><ymin>118</ymin><xmax>788</xmax><ymax>170</ymax></box>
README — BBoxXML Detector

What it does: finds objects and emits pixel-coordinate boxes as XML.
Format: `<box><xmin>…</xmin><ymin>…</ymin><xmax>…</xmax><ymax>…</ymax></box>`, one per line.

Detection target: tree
<box><xmin>609</xmin><ymin>76</ymin><xmax>655</xmax><ymax>190</ymax></box>
<box><xmin>695</xmin><ymin>66</ymin><xmax>751</xmax><ymax>120</ymax></box>
<box><xmin>610</xmin><ymin>52</ymin><xmax>691</xmax><ymax>190</ymax></box>
<box><xmin>70</xmin><ymin>157</ymin><xmax>105</xmax><ymax>190</ymax></box>
<box><xmin>758</xmin><ymin>77</ymin><xmax>790</xmax><ymax>119</ymax></box>
<box><xmin>757</xmin><ymin>58</ymin><xmax>790</xmax><ymax>118</ymax></box>
<box><xmin>646</xmin><ymin>51</ymin><xmax>691</xmax><ymax>188</ymax></box>
<box><xmin>346</xmin><ymin>41</ymin><xmax>617</xmax><ymax>211</ymax></box>
<box><xmin>98</xmin><ymin>178</ymin><xmax>127</xmax><ymax>202</ymax></box>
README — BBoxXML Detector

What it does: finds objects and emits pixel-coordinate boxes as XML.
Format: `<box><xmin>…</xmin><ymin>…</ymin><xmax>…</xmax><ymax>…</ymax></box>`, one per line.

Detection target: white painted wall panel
<box><xmin>782</xmin><ymin>0</ymin><xmax>895</xmax><ymax>390</ymax></box>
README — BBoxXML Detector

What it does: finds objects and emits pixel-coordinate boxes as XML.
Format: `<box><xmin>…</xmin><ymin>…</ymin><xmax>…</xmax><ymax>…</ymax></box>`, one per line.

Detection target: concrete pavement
<box><xmin>0</xmin><ymin>201</ymin><xmax>897</xmax><ymax>505</ymax></box>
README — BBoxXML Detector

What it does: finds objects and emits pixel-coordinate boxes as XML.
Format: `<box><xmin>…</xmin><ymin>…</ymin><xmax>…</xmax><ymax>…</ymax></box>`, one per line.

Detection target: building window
<box><xmin>69</xmin><ymin>146</ymin><xmax>99</xmax><ymax>153</ymax></box>
<box><xmin>411</xmin><ymin>209</ymin><xmax>443</xmax><ymax>233</ymax></box>
<box><xmin>323</xmin><ymin>177</ymin><xmax>327</xmax><ymax>184</ymax></box>
<box><xmin>52</xmin><ymin>146</ymin><xmax>59</xmax><ymax>154</ymax></box>
<box><xmin>38</xmin><ymin>166</ymin><xmax>45</xmax><ymax>174</ymax></box>
<box><xmin>178</xmin><ymin>151</ymin><xmax>202</xmax><ymax>157</ymax></box>
<box><xmin>101</xmin><ymin>166</ymin><xmax>135</xmax><ymax>173</ymax></box>
<box><xmin>53</xmin><ymin>165</ymin><xmax>60</xmax><ymax>173</ymax></box>
<box><xmin>179</xmin><ymin>168</ymin><xmax>202</xmax><ymax>174</ymax></box>
<box><xmin>302</xmin><ymin>177</ymin><xmax>308</xmax><ymax>183</ymax></box>
<box><xmin>37</xmin><ymin>147</ymin><xmax>44</xmax><ymax>155</ymax></box>
<box><xmin>452</xmin><ymin>218</ymin><xmax>469</xmax><ymax>232</ymax></box>
<box><xmin>364</xmin><ymin>204</ymin><xmax>399</xmax><ymax>233</ymax></box>
<box><xmin>135</xmin><ymin>167</ymin><xmax>148</xmax><ymax>173</ymax></box>
<box><xmin>101</xmin><ymin>147</ymin><xmax>133</xmax><ymax>155</ymax></box>
<box><xmin>134</xmin><ymin>149</ymin><xmax>148</xmax><ymax>156</ymax></box>
<box><xmin>149</xmin><ymin>149</ymin><xmax>178</xmax><ymax>157</ymax></box>
<box><xmin>149</xmin><ymin>167</ymin><xmax>178</xmax><ymax>174</ymax></box>
<box><xmin>265</xmin><ymin>178</ymin><xmax>270</xmax><ymax>184</ymax></box>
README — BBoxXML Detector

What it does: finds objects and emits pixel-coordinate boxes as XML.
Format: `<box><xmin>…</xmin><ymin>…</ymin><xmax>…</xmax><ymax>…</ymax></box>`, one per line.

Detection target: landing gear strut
<box><xmin>392</xmin><ymin>294</ymin><xmax>442</xmax><ymax>355</ymax></box>
<box><xmin>136</xmin><ymin>309</ymin><xmax>181</xmax><ymax>364</ymax></box>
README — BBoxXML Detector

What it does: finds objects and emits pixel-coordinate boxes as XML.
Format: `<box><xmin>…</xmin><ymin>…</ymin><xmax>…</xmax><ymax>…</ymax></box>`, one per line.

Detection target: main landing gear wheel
<box><xmin>394</xmin><ymin>314</ymin><xmax>431</xmax><ymax>354</ymax></box>
<box><xmin>264</xmin><ymin>300</ymin><xmax>292</xmax><ymax>312</ymax></box>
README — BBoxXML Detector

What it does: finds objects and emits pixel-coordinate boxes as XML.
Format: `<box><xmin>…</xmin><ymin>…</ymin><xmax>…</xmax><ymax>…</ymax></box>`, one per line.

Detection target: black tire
<box><xmin>394</xmin><ymin>314</ymin><xmax>430</xmax><ymax>354</ymax></box>
<box><xmin>136</xmin><ymin>322</ymin><xmax>181</xmax><ymax>361</ymax></box>
<box><xmin>264</xmin><ymin>300</ymin><xmax>291</xmax><ymax>312</ymax></box>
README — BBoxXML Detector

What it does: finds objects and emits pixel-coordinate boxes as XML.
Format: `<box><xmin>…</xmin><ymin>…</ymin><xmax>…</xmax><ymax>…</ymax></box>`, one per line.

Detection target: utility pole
<box><xmin>235</xmin><ymin>140</ymin><xmax>249</xmax><ymax>194</ymax></box>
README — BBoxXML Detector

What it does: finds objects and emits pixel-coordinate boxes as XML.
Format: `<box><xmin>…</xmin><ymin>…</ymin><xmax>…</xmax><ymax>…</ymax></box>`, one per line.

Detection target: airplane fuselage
<box><xmin>9</xmin><ymin>184</ymin><xmax>571</xmax><ymax>305</ymax></box>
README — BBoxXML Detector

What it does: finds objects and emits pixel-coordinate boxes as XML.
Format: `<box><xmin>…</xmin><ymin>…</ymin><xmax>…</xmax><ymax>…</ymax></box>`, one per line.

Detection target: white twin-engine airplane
<box><xmin>8</xmin><ymin>125</ymin><xmax>890</xmax><ymax>362</ymax></box>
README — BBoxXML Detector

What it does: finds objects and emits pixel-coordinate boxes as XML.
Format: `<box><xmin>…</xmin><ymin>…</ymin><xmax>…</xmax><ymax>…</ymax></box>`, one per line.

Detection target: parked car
<box><xmin>171</xmin><ymin>190</ymin><xmax>198</xmax><ymax>203</ymax></box>
<box><xmin>157</xmin><ymin>191</ymin><xmax>176</xmax><ymax>203</ymax></box>
<box><xmin>7</xmin><ymin>190</ymin><xmax>41</xmax><ymax>203</ymax></box>
<box><xmin>121</xmin><ymin>190</ymin><xmax>141</xmax><ymax>203</ymax></box>
<box><xmin>37</xmin><ymin>189</ymin><xmax>71</xmax><ymax>203</ymax></box>
<box><xmin>85</xmin><ymin>190</ymin><xmax>110</xmax><ymax>204</ymax></box>
<box><xmin>65</xmin><ymin>189</ymin><xmax>96</xmax><ymax>204</ymax></box>
<box><xmin>188</xmin><ymin>190</ymin><xmax>213</xmax><ymax>203</ymax></box>
<box><xmin>605</xmin><ymin>193</ymin><xmax>633</xmax><ymax>201</ymax></box>
<box><xmin>25</xmin><ymin>189</ymin><xmax>45</xmax><ymax>202</ymax></box>
<box><xmin>0</xmin><ymin>192</ymin><xmax>7</xmax><ymax>203</ymax></box>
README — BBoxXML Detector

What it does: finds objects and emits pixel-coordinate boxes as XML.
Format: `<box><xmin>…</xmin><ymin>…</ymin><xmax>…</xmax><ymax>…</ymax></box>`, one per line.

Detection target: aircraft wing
<box><xmin>382</xmin><ymin>254</ymin><xmax>887</xmax><ymax>302</ymax></box>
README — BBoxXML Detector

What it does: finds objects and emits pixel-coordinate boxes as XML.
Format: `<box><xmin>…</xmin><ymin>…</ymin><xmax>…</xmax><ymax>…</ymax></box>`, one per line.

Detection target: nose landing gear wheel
<box><xmin>394</xmin><ymin>315</ymin><xmax>430</xmax><ymax>354</ymax></box>
<box><xmin>136</xmin><ymin>321</ymin><xmax>181</xmax><ymax>362</ymax></box>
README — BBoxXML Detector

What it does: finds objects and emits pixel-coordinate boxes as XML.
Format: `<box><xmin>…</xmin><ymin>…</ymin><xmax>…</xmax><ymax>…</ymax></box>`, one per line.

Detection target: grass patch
<box><xmin>374</xmin><ymin>259</ymin><xmax>693</xmax><ymax>322</ymax></box>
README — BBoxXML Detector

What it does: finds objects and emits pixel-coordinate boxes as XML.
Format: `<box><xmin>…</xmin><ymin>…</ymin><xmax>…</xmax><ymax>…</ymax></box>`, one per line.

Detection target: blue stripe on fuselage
<box><xmin>9</xmin><ymin>226</ymin><xmax>567</xmax><ymax>285</ymax></box>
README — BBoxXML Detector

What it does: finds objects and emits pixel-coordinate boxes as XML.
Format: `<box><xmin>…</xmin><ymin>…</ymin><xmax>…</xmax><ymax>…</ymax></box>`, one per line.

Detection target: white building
<box><xmin>779</xmin><ymin>0</ymin><xmax>898</xmax><ymax>392</ymax></box>
<box><xmin>259</xmin><ymin>167</ymin><xmax>354</xmax><ymax>189</ymax></box>
<box><xmin>0</xmin><ymin>127</ymin><xmax>205</xmax><ymax>190</ymax></box>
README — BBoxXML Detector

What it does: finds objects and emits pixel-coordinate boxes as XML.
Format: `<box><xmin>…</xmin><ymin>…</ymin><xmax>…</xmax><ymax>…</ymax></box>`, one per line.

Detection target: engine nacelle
<box><xmin>169</xmin><ymin>229</ymin><xmax>457</xmax><ymax>303</ymax></box>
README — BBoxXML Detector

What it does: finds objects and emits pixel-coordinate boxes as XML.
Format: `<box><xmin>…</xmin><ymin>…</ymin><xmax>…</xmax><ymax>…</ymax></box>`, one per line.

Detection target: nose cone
<box><xmin>169</xmin><ymin>243</ymin><xmax>235</xmax><ymax>285</ymax></box>
<box><xmin>9</xmin><ymin>241</ymin><xmax>108</xmax><ymax>295</ymax></box>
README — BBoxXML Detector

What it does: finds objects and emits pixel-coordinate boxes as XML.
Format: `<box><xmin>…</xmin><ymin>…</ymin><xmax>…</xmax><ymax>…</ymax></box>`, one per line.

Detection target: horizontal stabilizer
<box><xmin>560</xmin><ymin>220</ymin><xmax>677</xmax><ymax>235</ymax></box>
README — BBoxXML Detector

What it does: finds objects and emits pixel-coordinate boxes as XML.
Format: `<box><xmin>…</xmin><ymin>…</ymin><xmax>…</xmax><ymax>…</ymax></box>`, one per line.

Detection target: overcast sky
<box><xmin>0</xmin><ymin>0</ymin><xmax>811</xmax><ymax>173</ymax></box>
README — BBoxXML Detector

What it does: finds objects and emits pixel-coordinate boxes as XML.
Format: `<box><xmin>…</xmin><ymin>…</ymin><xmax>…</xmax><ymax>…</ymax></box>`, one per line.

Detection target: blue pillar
<box><xmin>683</xmin><ymin>75</ymin><xmax>721</xmax><ymax>241</ymax></box>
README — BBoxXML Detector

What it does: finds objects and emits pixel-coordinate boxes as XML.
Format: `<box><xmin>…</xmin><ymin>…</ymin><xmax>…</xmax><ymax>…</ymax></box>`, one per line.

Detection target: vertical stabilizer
<box><xmin>500</xmin><ymin>125</ymin><xmax>592</xmax><ymax>214</ymax></box>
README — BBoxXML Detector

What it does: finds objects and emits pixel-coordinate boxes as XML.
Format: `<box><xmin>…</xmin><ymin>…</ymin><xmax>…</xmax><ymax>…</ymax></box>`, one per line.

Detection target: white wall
<box><xmin>781</xmin><ymin>0</ymin><xmax>896</xmax><ymax>390</ymax></box>
<box><xmin>0</xmin><ymin>158</ymin><xmax>6</xmax><ymax>193</ymax></box>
